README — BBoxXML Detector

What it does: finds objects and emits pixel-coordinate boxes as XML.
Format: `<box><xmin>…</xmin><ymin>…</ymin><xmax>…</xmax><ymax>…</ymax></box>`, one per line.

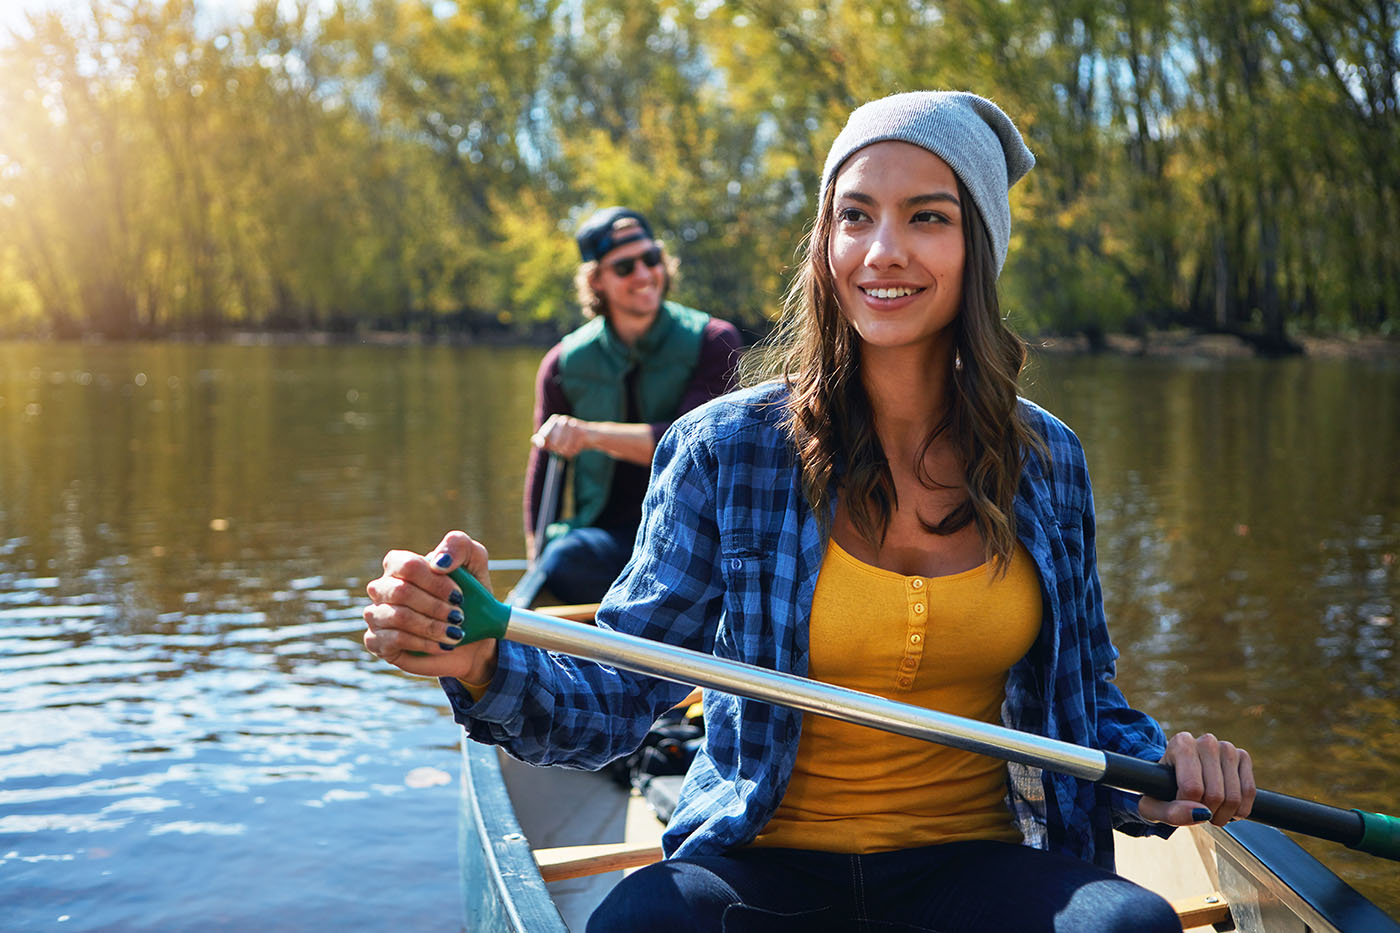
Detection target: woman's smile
<box><xmin>857</xmin><ymin>282</ymin><xmax>926</xmax><ymax>305</ymax></box>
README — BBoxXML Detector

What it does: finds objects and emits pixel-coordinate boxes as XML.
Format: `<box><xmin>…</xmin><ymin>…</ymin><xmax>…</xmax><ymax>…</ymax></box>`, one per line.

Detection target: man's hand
<box><xmin>533</xmin><ymin>413</ymin><xmax>656</xmax><ymax>466</ymax></box>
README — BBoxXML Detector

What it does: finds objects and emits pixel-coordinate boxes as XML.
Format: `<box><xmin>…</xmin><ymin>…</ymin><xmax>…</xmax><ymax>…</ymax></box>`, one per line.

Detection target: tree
<box><xmin>1</xmin><ymin>0</ymin><xmax>1394</xmax><ymax>345</ymax></box>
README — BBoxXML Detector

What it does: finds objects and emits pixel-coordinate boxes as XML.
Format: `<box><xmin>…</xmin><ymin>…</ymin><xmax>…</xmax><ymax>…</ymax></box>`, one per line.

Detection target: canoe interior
<box><xmin>460</xmin><ymin>734</ymin><xmax>1398</xmax><ymax>932</ymax></box>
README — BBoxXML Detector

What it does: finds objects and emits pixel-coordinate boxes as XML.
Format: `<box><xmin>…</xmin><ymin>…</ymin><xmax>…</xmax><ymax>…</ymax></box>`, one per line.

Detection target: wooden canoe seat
<box><xmin>532</xmin><ymin>603</ymin><xmax>602</xmax><ymax>622</ymax></box>
<box><xmin>534</xmin><ymin>841</ymin><xmax>665</xmax><ymax>883</ymax></box>
<box><xmin>1173</xmin><ymin>892</ymin><xmax>1231</xmax><ymax>929</ymax></box>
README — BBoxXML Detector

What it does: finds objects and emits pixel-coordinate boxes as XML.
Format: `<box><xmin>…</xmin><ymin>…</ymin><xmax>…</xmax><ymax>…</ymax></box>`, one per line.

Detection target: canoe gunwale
<box><xmin>1207</xmin><ymin>822</ymin><xmax>1400</xmax><ymax>933</ymax></box>
<box><xmin>459</xmin><ymin>736</ymin><xmax>569</xmax><ymax>933</ymax></box>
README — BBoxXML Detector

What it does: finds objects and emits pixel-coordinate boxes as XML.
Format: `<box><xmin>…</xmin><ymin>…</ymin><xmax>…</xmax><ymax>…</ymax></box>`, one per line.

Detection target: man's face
<box><xmin>591</xmin><ymin>238</ymin><xmax>666</xmax><ymax>325</ymax></box>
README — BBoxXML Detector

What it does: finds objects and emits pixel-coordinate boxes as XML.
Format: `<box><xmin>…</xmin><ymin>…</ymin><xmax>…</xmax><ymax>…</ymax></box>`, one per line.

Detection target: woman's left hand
<box><xmin>1138</xmin><ymin>731</ymin><xmax>1256</xmax><ymax>827</ymax></box>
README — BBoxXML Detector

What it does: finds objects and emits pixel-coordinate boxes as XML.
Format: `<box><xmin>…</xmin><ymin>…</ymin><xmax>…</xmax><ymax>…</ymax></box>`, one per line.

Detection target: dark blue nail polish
<box><xmin>438</xmin><ymin>642</ymin><xmax>456</xmax><ymax>651</ymax></box>
<box><xmin>448</xmin><ymin>589</ymin><xmax>463</xmax><ymax>606</ymax></box>
<box><xmin>434</xmin><ymin>552</ymin><xmax>453</xmax><ymax>569</ymax></box>
<box><xmin>445</xmin><ymin>624</ymin><xmax>464</xmax><ymax>641</ymax></box>
<box><xmin>1192</xmin><ymin>807</ymin><xmax>1212</xmax><ymax>822</ymax></box>
<box><xmin>447</xmin><ymin>608</ymin><xmax>464</xmax><ymax>625</ymax></box>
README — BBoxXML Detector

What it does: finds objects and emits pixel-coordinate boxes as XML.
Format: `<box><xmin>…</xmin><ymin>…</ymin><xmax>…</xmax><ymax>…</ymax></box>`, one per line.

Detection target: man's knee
<box><xmin>539</xmin><ymin>529</ymin><xmax>628</xmax><ymax>604</ymax></box>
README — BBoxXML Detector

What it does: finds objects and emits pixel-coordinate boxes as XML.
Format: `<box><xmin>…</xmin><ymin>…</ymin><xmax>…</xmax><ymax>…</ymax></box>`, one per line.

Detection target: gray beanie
<box><xmin>820</xmin><ymin>91</ymin><xmax>1034</xmax><ymax>275</ymax></box>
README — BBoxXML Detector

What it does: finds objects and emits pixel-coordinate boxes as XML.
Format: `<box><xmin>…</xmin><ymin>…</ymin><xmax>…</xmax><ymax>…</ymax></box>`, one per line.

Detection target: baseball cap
<box><xmin>575</xmin><ymin>207</ymin><xmax>655</xmax><ymax>262</ymax></box>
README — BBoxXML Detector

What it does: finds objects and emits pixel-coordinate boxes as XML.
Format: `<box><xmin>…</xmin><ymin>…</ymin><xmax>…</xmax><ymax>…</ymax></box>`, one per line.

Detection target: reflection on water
<box><xmin>0</xmin><ymin>341</ymin><xmax>1396</xmax><ymax>927</ymax></box>
<box><xmin>0</xmin><ymin>341</ymin><xmax>541</xmax><ymax>930</ymax></box>
<box><xmin>1025</xmin><ymin>353</ymin><xmax>1399</xmax><ymax>912</ymax></box>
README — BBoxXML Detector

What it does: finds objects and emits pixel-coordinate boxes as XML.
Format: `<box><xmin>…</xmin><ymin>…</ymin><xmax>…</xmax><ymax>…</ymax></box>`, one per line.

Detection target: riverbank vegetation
<box><xmin>1</xmin><ymin>1</ymin><xmax>1396</xmax><ymax>353</ymax></box>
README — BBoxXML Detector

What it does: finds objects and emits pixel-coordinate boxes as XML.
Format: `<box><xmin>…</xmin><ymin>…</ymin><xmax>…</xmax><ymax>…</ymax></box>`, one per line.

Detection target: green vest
<box><xmin>554</xmin><ymin>301</ymin><xmax>711</xmax><ymax>535</ymax></box>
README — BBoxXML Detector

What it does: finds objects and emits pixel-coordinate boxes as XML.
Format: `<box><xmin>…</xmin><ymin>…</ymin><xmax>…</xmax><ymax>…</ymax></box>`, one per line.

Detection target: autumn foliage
<box><xmin>1</xmin><ymin>1</ymin><xmax>1395</xmax><ymax>349</ymax></box>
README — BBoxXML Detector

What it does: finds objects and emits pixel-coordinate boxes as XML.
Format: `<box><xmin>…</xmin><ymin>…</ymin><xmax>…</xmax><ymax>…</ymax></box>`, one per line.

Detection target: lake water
<box><xmin>1</xmin><ymin>340</ymin><xmax>1396</xmax><ymax>928</ymax></box>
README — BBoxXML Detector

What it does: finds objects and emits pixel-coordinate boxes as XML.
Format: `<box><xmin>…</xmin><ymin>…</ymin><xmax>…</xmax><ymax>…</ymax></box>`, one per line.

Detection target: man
<box><xmin>523</xmin><ymin>206</ymin><xmax>742</xmax><ymax>604</ymax></box>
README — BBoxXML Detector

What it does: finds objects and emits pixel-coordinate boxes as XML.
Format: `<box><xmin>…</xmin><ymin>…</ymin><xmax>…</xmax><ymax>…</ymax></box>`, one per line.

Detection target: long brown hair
<box><xmin>743</xmin><ymin>178</ymin><xmax>1047</xmax><ymax>573</ymax></box>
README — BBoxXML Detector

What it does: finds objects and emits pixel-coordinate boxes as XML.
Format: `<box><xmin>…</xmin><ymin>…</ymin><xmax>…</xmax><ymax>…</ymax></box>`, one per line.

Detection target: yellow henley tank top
<box><xmin>752</xmin><ymin>539</ymin><xmax>1042</xmax><ymax>853</ymax></box>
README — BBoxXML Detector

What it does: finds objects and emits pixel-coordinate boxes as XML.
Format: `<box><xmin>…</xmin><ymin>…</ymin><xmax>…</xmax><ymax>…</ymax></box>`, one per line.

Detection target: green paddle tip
<box><xmin>1353</xmin><ymin>809</ymin><xmax>1400</xmax><ymax>861</ymax></box>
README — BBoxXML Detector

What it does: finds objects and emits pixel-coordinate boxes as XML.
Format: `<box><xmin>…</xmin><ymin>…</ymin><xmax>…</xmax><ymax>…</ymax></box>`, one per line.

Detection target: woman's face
<box><xmin>827</xmin><ymin>141</ymin><xmax>965</xmax><ymax>359</ymax></box>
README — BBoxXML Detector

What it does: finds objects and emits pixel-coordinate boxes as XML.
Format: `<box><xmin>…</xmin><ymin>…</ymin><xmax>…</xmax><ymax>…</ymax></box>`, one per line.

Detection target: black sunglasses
<box><xmin>608</xmin><ymin>245</ymin><xmax>663</xmax><ymax>278</ymax></box>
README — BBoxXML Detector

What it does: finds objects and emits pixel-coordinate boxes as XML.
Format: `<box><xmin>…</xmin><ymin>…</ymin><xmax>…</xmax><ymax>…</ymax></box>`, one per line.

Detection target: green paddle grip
<box><xmin>1354</xmin><ymin>809</ymin><xmax>1400</xmax><ymax>860</ymax></box>
<box><xmin>447</xmin><ymin>566</ymin><xmax>510</xmax><ymax>644</ymax></box>
<box><xmin>404</xmin><ymin>563</ymin><xmax>511</xmax><ymax>656</ymax></box>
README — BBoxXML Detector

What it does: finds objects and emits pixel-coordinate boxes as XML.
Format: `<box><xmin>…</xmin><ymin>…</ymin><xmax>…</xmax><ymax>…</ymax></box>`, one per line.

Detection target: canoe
<box><xmin>453</xmin><ymin>599</ymin><xmax>1398</xmax><ymax>932</ymax></box>
<box><xmin>459</xmin><ymin>735</ymin><xmax>1398</xmax><ymax>932</ymax></box>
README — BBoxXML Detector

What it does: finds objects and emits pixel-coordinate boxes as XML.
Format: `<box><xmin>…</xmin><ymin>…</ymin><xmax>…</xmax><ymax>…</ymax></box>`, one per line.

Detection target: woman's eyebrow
<box><xmin>905</xmin><ymin>191</ymin><xmax>961</xmax><ymax>209</ymax></box>
<box><xmin>834</xmin><ymin>190</ymin><xmax>961</xmax><ymax>209</ymax></box>
<box><xmin>835</xmin><ymin>190</ymin><xmax>877</xmax><ymax>206</ymax></box>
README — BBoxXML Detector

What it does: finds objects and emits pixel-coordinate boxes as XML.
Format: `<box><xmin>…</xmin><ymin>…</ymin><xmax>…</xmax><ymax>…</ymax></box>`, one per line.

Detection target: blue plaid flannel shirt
<box><xmin>443</xmin><ymin>382</ymin><xmax>1171</xmax><ymax>869</ymax></box>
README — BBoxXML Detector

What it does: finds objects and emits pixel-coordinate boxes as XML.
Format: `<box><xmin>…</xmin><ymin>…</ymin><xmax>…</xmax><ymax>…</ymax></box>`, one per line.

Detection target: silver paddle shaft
<box><xmin>506</xmin><ymin>607</ymin><xmax>1109</xmax><ymax>781</ymax></box>
<box><xmin>532</xmin><ymin>455</ymin><xmax>563</xmax><ymax>547</ymax></box>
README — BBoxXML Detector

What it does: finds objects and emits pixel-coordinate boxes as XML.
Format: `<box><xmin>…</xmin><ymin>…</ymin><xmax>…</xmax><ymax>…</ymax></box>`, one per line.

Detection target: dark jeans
<box><xmin>586</xmin><ymin>839</ymin><xmax>1180</xmax><ymax>932</ymax></box>
<box><xmin>537</xmin><ymin>525</ymin><xmax>634</xmax><ymax>604</ymax></box>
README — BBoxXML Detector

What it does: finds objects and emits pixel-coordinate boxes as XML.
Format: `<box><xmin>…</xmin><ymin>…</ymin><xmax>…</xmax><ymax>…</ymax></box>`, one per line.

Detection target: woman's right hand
<box><xmin>363</xmin><ymin>530</ymin><xmax>499</xmax><ymax>683</ymax></box>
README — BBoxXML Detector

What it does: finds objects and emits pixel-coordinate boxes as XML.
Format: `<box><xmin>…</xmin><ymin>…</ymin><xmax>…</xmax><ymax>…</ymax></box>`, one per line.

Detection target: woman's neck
<box><xmin>838</xmin><ymin>339</ymin><xmax>982</xmax><ymax>578</ymax></box>
<box><xmin>859</xmin><ymin>341</ymin><xmax>954</xmax><ymax>460</ymax></box>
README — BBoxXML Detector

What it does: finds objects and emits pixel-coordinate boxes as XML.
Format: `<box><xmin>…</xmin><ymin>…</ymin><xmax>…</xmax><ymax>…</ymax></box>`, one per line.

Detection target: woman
<box><xmin>363</xmin><ymin>91</ymin><xmax>1255</xmax><ymax>931</ymax></box>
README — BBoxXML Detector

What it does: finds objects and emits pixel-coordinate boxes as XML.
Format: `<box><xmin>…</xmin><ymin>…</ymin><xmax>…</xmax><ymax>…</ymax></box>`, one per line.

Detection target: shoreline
<box><xmin>240</xmin><ymin>328</ymin><xmax>1400</xmax><ymax>361</ymax></box>
<box><xmin>4</xmin><ymin>329</ymin><xmax>1397</xmax><ymax>361</ymax></box>
<box><xmin>1030</xmin><ymin>330</ymin><xmax>1400</xmax><ymax>361</ymax></box>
